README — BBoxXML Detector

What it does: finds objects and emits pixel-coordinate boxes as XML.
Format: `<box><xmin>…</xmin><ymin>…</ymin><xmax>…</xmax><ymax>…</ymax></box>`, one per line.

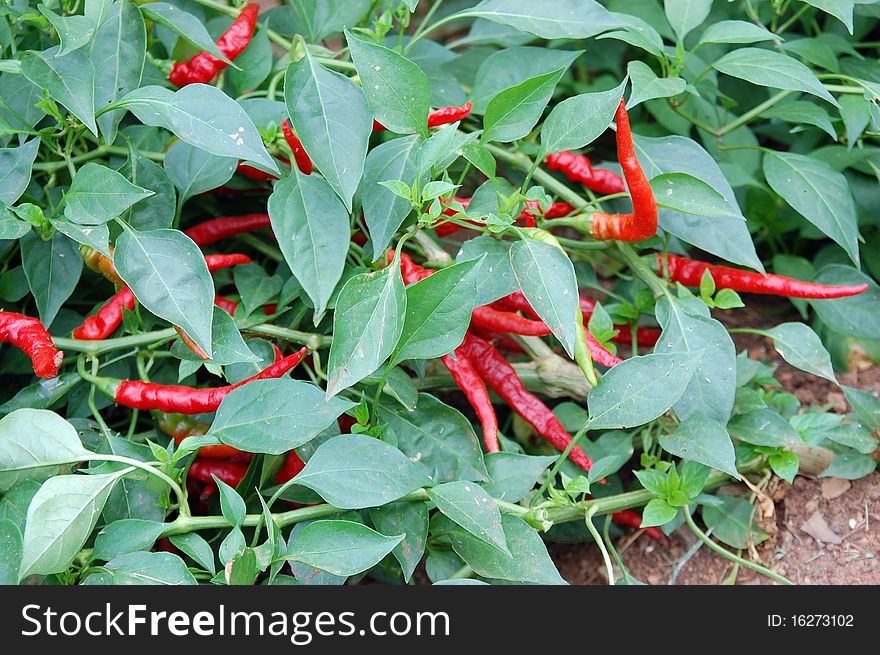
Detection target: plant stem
<box><xmin>33</xmin><ymin>145</ymin><xmax>165</xmax><ymax>172</ymax></box>
<box><xmin>54</xmin><ymin>328</ymin><xmax>178</xmax><ymax>355</ymax></box>
<box><xmin>244</xmin><ymin>324</ymin><xmax>330</xmax><ymax>350</ymax></box>
<box><xmin>716</xmin><ymin>90</ymin><xmax>792</xmax><ymax>137</ymax></box>
<box><xmin>448</xmin><ymin>565</ymin><xmax>475</xmax><ymax>580</ymax></box>
<box><xmin>85</xmin><ymin>454</ymin><xmax>190</xmax><ymax>517</ymax></box>
<box><xmin>683</xmin><ymin>505</ymin><xmax>793</xmax><ymax>585</ymax></box>
<box><xmin>585</xmin><ymin>506</ymin><xmax>615</xmax><ymax>585</ymax></box>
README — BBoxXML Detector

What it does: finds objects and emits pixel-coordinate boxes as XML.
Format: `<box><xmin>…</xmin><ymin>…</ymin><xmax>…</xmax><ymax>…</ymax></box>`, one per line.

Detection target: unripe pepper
<box><xmin>0</xmin><ymin>311</ymin><xmax>63</xmax><ymax>378</ymax></box>
<box><xmin>80</xmin><ymin>244</ymin><xmax>125</xmax><ymax>286</ymax></box>
<box><xmin>86</xmin><ymin>347</ymin><xmax>307</xmax><ymax>413</ymax></box>
<box><xmin>169</xmin><ymin>4</ymin><xmax>260</xmax><ymax>87</ymax></box>
<box><xmin>658</xmin><ymin>253</ymin><xmax>869</xmax><ymax>299</ymax></box>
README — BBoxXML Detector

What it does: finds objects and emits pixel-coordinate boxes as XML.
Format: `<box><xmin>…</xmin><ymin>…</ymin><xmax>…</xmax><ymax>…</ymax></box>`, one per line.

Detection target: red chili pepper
<box><xmin>157</xmin><ymin>412</ymin><xmax>242</xmax><ymax>459</ymax></box>
<box><xmin>235</xmin><ymin>162</ymin><xmax>279</xmax><ymax>182</ymax></box>
<box><xmin>611</xmin><ymin>509</ymin><xmax>662</xmax><ymax>540</ymax></box>
<box><xmin>188</xmin><ymin>458</ymin><xmax>249</xmax><ymax>488</ymax></box>
<box><xmin>459</xmin><ymin>333</ymin><xmax>592</xmax><ymax>472</ymax></box>
<box><xmin>90</xmin><ymin>347</ymin><xmax>307</xmax><ymax>413</ymax></box>
<box><xmin>589</xmin><ymin>100</ymin><xmax>658</xmax><ymax>242</ymax></box>
<box><xmin>577</xmin><ymin>297</ymin><xmax>661</xmax><ymax>348</ymax></box>
<box><xmin>337</xmin><ymin>414</ymin><xmax>357</xmax><ymax>434</ymax></box>
<box><xmin>80</xmin><ymin>245</ymin><xmax>125</xmax><ymax>286</ymax></box>
<box><xmin>72</xmin><ymin>287</ymin><xmax>136</xmax><ymax>341</ymax></box>
<box><xmin>214</xmin><ymin>295</ymin><xmax>239</xmax><ymax>315</ymax></box>
<box><xmin>204</xmin><ymin>253</ymin><xmax>251</xmax><ymax>270</ymax></box>
<box><xmin>441</xmin><ymin>350</ymin><xmax>499</xmax><ymax>453</ymax></box>
<box><xmin>274</xmin><ymin>450</ymin><xmax>306</xmax><ymax>485</ymax></box>
<box><xmin>546</xmin><ymin>151</ymin><xmax>626</xmax><ymax>196</ymax></box>
<box><xmin>468</xmin><ymin>327</ymin><xmax>527</xmax><ymax>354</ymax></box>
<box><xmin>658</xmin><ymin>253</ymin><xmax>869</xmax><ymax>299</ymax></box>
<box><xmin>185</xmin><ymin>214</ymin><xmax>271</xmax><ymax>247</ymax></box>
<box><xmin>471</xmin><ymin>305</ymin><xmax>552</xmax><ymax>336</ymax></box>
<box><xmin>168</xmin><ymin>3</ymin><xmax>260</xmax><ymax>87</ymax></box>
<box><xmin>373</xmin><ymin>102</ymin><xmax>473</xmax><ymax>132</ymax></box>
<box><xmin>0</xmin><ymin>311</ymin><xmax>63</xmax><ymax>378</ymax></box>
<box><xmin>281</xmin><ymin>119</ymin><xmax>313</xmax><ymax>175</ymax></box>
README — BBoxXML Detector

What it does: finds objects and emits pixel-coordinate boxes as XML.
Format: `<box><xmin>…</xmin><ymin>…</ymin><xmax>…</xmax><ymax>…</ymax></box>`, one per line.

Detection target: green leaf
<box><xmin>809</xmin><ymin>265</ymin><xmax>880</xmax><ymax>340</ymax></box>
<box><xmin>698</xmin><ymin>20</ymin><xmax>779</xmax><ymax>45</ymax></box>
<box><xmin>769</xmin><ymin>451</ymin><xmax>799</xmax><ymax>484</ymax></box>
<box><xmin>802</xmin><ymin>0</ymin><xmax>854</xmax><ymax>33</ymax></box>
<box><xmin>659</xmin><ymin>416</ymin><xmax>739</xmax><ymax>479</ymax></box>
<box><xmin>626</xmin><ymin>61</ymin><xmax>685</xmax><ymax>109</ymax></box>
<box><xmin>233</xmin><ymin>264</ymin><xmax>282</xmax><ymax>317</ymax></box>
<box><xmin>379</xmin><ymin>393</ymin><xmax>488</xmax><ymax>484</ymax></box>
<box><xmin>0</xmin><ymin>409</ymin><xmax>88</xmax><ymax>492</ymax></box>
<box><xmin>83</xmin><ymin>551</ymin><xmax>197</xmax><ymax>585</ymax></box>
<box><xmin>20</xmin><ymin>47</ymin><xmax>97</xmax><ymax>136</ymax></box>
<box><xmin>117</xmin><ymin>85</ymin><xmax>277</xmax><ymax>173</ymax></box>
<box><xmin>761</xmin><ymin>101</ymin><xmax>836</xmax><ymax>139</ymax></box>
<box><xmin>510</xmin><ymin>238</ymin><xmax>578</xmax><ymax>357</ymax></box>
<box><xmin>0</xmin><ymin>519</ymin><xmax>22</xmax><ymax>585</ymax></box>
<box><xmin>640</xmin><ymin>498</ymin><xmax>678</xmax><ymax>527</ymax></box>
<box><xmin>842</xmin><ymin>385</ymin><xmax>880</xmax><ymax>433</ymax></box>
<box><xmin>482</xmin><ymin>68</ymin><xmax>564</xmax><ymax>143</ymax></box>
<box><xmin>456</xmin><ymin>236</ymin><xmax>517</xmax><ymax>305</ymax></box>
<box><xmin>484</xmin><ymin>453</ymin><xmax>557</xmax><ymax>503</ymax></box>
<box><xmin>64</xmin><ymin>163</ymin><xmax>152</xmax><ymax>225</ymax></box>
<box><xmin>176</xmin><ymin>306</ymin><xmax>258</xmax><ymax>366</ymax></box>
<box><xmin>443</xmin><ymin>514</ymin><xmax>566</xmax><ymax>584</ymax></box>
<box><xmin>346</xmin><ymin>30</ymin><xmax>430</xmax><ymax>137</ymax></box>
<box><xmin>664</xmin><ymin>0</ymin><xmax>712</xmax><ymax>42</ymax></box>
<box><xmin>20</xmin><ymin>231</ymin><xmax>83</xmax><ymax>328</ymax></box>
<box><xmin>119</xmin><ymin>153</ymin><xmax>176</xmax><ymax>230</ymax></box>
<box><xmin>284</xmin><ymin>52</ymin><xmax>372</xmax><ymax>210</ymax></box>
<box><xmin>268</xmin><ymin>170</ymin><xmax>349</xmax><ymax>321</ymax></box>
<box><xmin>766</xmin><ymin>323</ymin><xmax>837</xmax><ymax>383</ymax></box>
<box><xmin>819</xmin><ymin>452</ymin><xmax>876</xmax><ymax>480</ymax></box>
<box><xmin>650</xmin><ymin>172</ymin><xmax>742</xmax><ymax>219</ymax></box>
<box><xmin>140</xmin><ymin>2</ymin><xmax>231</xmax><ymax>63</ymax></box>
<box><xmin>633</xmin><ymin>134</ymin><xmax>762</xmax><ymax>272</ymax></box>
<box><xmin>461</xmin><ymin>0</ymin><xmax>623</xmax><ymax>40</ymax></box>
<box><xmin>115</xmin><ymin>228</ymin><xmax>214</xmax><ymax>356</ymax></box>
<box><xmin>287</xmin><ymin>520</ymin><xmax>404</xmax><ymax>577</ymax></box>
<box><xmin>39</xmin><ymin>6</ymin><xmax>96</xmax><ymax>56</ymax></box>
<box><xmin>470</xmin><ymin>47</ymin><xmax>582</xmax><ymax>114</ymax></box>
<box><xmin>728</xmin><ymin>409</ymin><xmax>801</xmax><ymax>447</ymax></box>
<box><xmin>655</xmin><ymin>296</ymin><xmax>737</xmax><ymax>423</ymax></box>
<box><xmin>211</xmin><ymin>379</ymin><xmax>354</xmax><ymax>455</ymax></box>
<box><xmin>713</xmin><ymin>48</ymin><xmax>839</xmax><ymax>107</ymax></box>
<box><xmin>462</xmin><ymin>143</ymin><xmax>496</xmax><ymax>178</ymax></box>
<box><xmin>326</xmin><ymin>261</ymin><xmax>406</xmax><ymax>397</ymax></box>
<box><xmin>0</xmin><ymin>139</ymin><xmax>40</xmax><ymax>205</ymax></box>
<box><xmin>169</xmin><ymin>532</ymin><xmax>216</xmax><ymax>574</ymax></box>
<box><xmin>92</xmin><ymin>0</ymin><xmax>146</xmax><ymax>142</ymax></box>
<box><xmin>0</xmin><ymin>207</ymin><xmax>30</xmax><ymax>240</ymax></box>
<box><xmin>392</xmin><ymin>258</ymin><xmax>480</xmax><ymax>364</ymax></box>
<box><xmin>293</xmin><ymin>434</ymin><xmax>432</xmax><ymax>509</ymax></box>
<box><xmin>93</xmin><ymin>519</ymin><xmax>165</xmax><ymax>561</ymax></box>
<box><xmin>362</xmin><ymin>135</ymin><xmax>421</xmax><ymax>260</ymax></box>
<box><xmin>294</xmin><ymin>0</ymin><xmax>373</xmax><ymax>41</ymax></box>
<box><xmin>429</xmin><ymin>481</ymin><xmax>509</xmax><ymax>554</ymax></box>
<box><xmin>369</xmin><ymin>501</ymin><xmax>428</xmax><ymax>583</ymax></box>
<box><xmin>541</xmin><ymin>79</ymin><xmax>626</xmax><ymax>154</ymax></box>
<box><xmin>702</xmin><ymin>496</ymin><xmax>768</xmax><ymax>550</ymax></box>
<box><xmin>163</xmin><ymin>141</ymin><xmax>236</xmax><ymax>204</ymax></box>
<box><xmin>19</xmin><ymin>470</ymin><xmax>127</xmax><ymax>578</ymax></box>
<box><xmin>763</xmin><ymin>151</ymin><xmax>859</xmax><ymax>267</ymax></box>
<box><xmin>587</xmin><ymin>352</ymin><xmax>699</xmax><ymax>430</ymax></box>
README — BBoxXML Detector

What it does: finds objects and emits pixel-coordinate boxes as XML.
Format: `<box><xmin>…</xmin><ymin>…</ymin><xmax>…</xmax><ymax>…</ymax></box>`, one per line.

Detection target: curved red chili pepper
<box><xmin>95</xmin><ymin>347</ymin><xmax>307</xmax><ymax>413</ymax></box>
<box><xmin>546</xmin><ymin>151</ymin><xmax>626</xmax><ymax>196</ymax></box>
<box><xmin>471</xmin><ymin>305</ymin><xmax>552</xmax><ymax>336</ymax></box>
<box><xmin>441</xmin><ymin>350</ymin><xmax>499</xmax><ymax>453</ymax></box>
<box><xmin>459</xmin><ymin>332</ymin><xmax>593</xmax><ymax>472</ymax></box>
<box><xmin>235</xmin><ymin>162</ymin><xmax>280</xmax><ymax>182</ymax></box>
<box><xmin>373</xmin><ymin>102</ymin><xmax>473</xmax><ymax>132</ymax></box>
<box><xmin>72</xmin><ymin>287</ymin><xmax>136</xmax><ymax>341</ymax></box>
<box><xmin>185</xmin><ymin>214</ymin><xmax>272</xmax><ymax>247</ymax></box>
<box><xmin>434</xmin><ymin>198</ymin><xmax>574</xmax><ymax>237</ymax></box>
<box><xmin>169</xmin><ymin>4</ymin><xmax>260</xmax><ymax>87</ymax></box>
<box><xmin>658</xmin><ymin>254</ymin><xmax>869</xmax><ymax>299</ymax></box>
<box><xmin>281</xmin><ymin>119</ymin><xmax>313</xmax><ymax>175</ymax></box>
<box><xmin>0</xmin><ymin>312</ymin><xmax>63</xmax><ymax>378</ymax></box>
<box><xmin>589</xmin><ymin>100</ymin><xmax>658</xmax><ymax>242</ymax></box>
<box><xmin>275</xmin><ymin>450</ymin><xmax>306</xmax><ymax>485</ymax></box>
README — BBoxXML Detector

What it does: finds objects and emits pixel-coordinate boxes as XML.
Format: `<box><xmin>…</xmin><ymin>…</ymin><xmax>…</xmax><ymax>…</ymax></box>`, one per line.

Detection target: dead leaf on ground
<box><xmin>801</xmin><ymin>511</ymin><xmax>843</xmax><ymax>545</ymax></box>
<box><xmin>820</xmin><ymin>477</ymin><xmax>851</xmax><ymax>500</ymax></box>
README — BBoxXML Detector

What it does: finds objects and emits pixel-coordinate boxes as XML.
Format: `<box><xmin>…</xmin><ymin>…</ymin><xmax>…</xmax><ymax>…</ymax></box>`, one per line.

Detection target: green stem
<box><xmin>448</xmin><ymin>565</ymin><xmax>475</xmax><ymax>580</ymax></box>
<box><xmin>530</xmin><ymin>419</ymin><xmax>592</xmax><ymax>505</ymax></box>
<box><xmin>683</xmin><ymin>506</ymin><xmax>793</xmax><ymax>585</ymax></box>
<box><xmin>84</xmin><ymin>454</ymin><xmax>189</xmax><ymax>517</ymax></box>
<box><xmin>776</xmin><ymin>3</ymin><xmax>810</xmax><ymax>33</ymax></box>
<box><xmin>54</xmin><ymin>328</ymin><xmax>178</xmax><ymax>355</ymax></box>
<box><xmin>244</xmin><ymin>324</ymin><xmax>330</xmax><ymax>351</ymax></box>
<box><xmin>716</xmin><ymin>90</ymin><xmax>792</xmax><ymax>137</ymax></box>
<box><xmin>585</xmin><ymin>506</ymin><xmax>615</xmax><ymax>585</ymax></box>
<box><xmin>33</xmin><ymin>145</ymin><xmax>165</xmax><ymax>172</ymax></box>
<box><xmin>616</xmin><ymin>242</ymin><xmax>667</xmax><ymax>297</ymax></box>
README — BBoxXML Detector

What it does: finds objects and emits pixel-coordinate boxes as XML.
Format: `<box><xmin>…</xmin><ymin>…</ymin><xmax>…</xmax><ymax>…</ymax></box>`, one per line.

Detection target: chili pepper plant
<box><xmin>0</xmin><ymin>0</ymin><xmax>878</xmax><ymax>586</ymax></box>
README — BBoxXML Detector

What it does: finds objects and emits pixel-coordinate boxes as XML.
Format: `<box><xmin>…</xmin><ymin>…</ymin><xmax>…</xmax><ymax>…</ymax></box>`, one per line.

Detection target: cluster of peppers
<box><xmin>1</xmin><ymin>7</ymin><xmax>873</xmax><ymax>545</ymax></box>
